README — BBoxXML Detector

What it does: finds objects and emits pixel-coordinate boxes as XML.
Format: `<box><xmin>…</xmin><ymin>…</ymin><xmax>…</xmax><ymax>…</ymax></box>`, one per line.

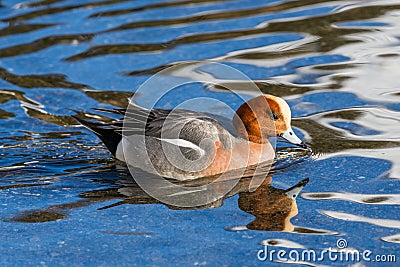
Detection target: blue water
<box><xmin>1</xmin><ymin>0</ymin><xmax>400</xmax><ymax>266</ymax></box>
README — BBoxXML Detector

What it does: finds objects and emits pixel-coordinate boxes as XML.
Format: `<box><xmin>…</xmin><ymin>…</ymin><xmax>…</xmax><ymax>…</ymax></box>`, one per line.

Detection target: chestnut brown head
<box><xmin>233</xmin><ymin>94</ymin><xmax>305</xmax><ymax>147</ymax></box>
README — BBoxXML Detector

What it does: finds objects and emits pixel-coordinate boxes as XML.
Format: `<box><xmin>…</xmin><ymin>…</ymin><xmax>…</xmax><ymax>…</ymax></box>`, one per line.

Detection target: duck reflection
<box><xmin>238</xmin><ymin>177</ymin><xmax>308</xmax><ymax>231</ymax></box>
<box><xmin>111</xmin><ymin>173</ymin><xmax>308</xmax><ymax>232</ymax></box>
<box><xmin>6</xmin><ymin>165</ymin><xmax>308</xmax><ymax>232</ymax></box>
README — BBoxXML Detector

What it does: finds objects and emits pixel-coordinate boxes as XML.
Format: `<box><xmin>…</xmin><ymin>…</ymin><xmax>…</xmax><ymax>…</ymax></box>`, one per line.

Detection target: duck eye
<box><xmin>267</xmin><ymin>110</ymin><xmax>279</xmax><ymax>120</ymax></box>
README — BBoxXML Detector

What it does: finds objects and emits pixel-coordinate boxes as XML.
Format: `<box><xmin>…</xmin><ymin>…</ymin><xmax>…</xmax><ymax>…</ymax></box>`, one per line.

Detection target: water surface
<box><xmin>1</xmin><ymin>0</ymin><xmax>400</xmax><ymax>266</ymax></box>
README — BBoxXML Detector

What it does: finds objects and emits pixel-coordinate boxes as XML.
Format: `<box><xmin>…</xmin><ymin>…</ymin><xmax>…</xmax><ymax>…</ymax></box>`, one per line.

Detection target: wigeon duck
<box><xmin>73</xmin><ymin>94</ymin><xmax>307</xmax><ymax>180</ymax></box>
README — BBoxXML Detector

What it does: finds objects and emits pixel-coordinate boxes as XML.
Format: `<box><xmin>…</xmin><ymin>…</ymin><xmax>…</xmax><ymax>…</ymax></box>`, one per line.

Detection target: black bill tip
<box><xmin>297</xmin><ymin>141</ymin><xmax>309</xmax><ymax>149</ymax></box>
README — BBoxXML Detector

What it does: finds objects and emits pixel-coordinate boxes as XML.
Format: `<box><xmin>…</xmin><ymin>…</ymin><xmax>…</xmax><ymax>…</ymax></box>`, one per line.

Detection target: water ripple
<box><xmin>0</xmin><ymin>0</ymin><xmax>399</xmax><ymax>265</ymax></box>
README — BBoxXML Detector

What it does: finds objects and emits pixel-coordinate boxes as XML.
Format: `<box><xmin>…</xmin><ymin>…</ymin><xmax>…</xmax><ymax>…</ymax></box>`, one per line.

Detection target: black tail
<box><xmin>73</xmin><ymin>115</ymin><xmax>122</xmax><ymax>156</ymax></box>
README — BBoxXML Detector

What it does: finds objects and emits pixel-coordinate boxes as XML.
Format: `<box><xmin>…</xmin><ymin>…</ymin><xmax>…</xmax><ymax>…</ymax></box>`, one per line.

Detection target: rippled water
<box><xmin>1</xmin><ymin>0</ymin><xmax>400</xmax><ymax>266</ymax></box>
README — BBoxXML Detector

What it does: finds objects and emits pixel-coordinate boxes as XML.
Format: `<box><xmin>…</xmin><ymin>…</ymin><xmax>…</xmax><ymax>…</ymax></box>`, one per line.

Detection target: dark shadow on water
<box><xmin>62</xmin><ymin>3</ymin><xmax>400</xmax><ymax>62</ymax></box>
<box><xmin>0</xmin><ymin>23</ymin><xmax>55</xmax><ymax>38</ymax></box>
<box><xmin>0</xmin><ymin>68</ymin><xmax>92</xmax><ymax>89</ymax></box>
<box><xmin>3</xmin><ymin>0</ymin><xmax>130</xmax><ymax>23</ymax></box>
<box><xmin>88</xmin><ymin>0</ymin><xmax>229</xmax><ymax>18</ymax></box>
<box><xmin>84</xmin><ymin>90</ymin><xmax>133</xmax><ymax>108</ymax></box>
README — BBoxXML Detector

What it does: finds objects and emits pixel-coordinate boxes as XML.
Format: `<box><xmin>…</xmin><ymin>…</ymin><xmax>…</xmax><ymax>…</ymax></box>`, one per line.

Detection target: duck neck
<box><xmin>233</xmin><ymin>116</ymin><xmax>268</xmax><ymax>144</ymax></box>
<box><xmin>233</xmin><ymin>102</ymin><xmax>272</xmax><ymax>144</ymax></box>
<box><xmin>234</xmin><ymin>126</ymin><xmax>270</xmax><ymax>144</ymax></box>
<box><xmin>244</xmin><ymin>133</ymin><xmax>265</xmax><ymax>144</ymax></box>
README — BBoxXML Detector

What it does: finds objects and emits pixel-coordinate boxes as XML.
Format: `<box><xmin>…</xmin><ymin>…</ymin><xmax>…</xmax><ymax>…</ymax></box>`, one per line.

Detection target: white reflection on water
<box><xmin>302</xmin><ymin>191</ymin><xmax>400</xmax><ymax>205</ymax></box>
<box><xmin>381</xmin><ymin>233</ymin><xmax>400</xmax><ymax>244</ymax></box>
<box><xmin>328</xmin><ymin>8</ymin><xmax>400</xmax><ymax>103</ymax></box>
<box><xmin>321</xmin><ymin>210</ymin><xmax>400</xmax><ymax>229</ymax></box>
<box><xmin>319</xmin><ymin>107</ymin><xmax>400</xmax><ymax>140</ymax></box>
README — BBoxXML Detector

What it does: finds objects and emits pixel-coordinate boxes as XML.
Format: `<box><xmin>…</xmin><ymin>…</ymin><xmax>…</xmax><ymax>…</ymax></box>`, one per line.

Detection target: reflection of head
<box><xmin>238</xmin><ymin>178</ymin><xmax>308</xmax><ymax>231</ymax></box>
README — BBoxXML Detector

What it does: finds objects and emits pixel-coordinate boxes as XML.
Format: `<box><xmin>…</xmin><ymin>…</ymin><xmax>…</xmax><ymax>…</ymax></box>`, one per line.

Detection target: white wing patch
<box><xmin>157</xmin><ymin>138</ymin><xmax>206</xmax><ymax>157</ymax></box>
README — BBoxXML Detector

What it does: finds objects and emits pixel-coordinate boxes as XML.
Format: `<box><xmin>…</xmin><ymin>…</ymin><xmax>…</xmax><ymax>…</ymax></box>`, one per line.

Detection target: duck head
<box><xmin>233</xmin><ymin>95</ymin><xmax>307</xmax><ymax>148</ymax></box>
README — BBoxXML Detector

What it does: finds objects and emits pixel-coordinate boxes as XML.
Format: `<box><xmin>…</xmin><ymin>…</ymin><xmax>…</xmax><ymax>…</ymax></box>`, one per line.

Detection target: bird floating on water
<box><xmin>74</xmin><ymin>94</ymin><xmax>308</xmax><ymax>180</ymax></box>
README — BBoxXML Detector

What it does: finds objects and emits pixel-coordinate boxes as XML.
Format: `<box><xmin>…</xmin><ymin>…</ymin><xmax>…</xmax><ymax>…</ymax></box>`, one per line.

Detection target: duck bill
<box><xmin>280</xmin><ymin>127</ymin><xmax>308</xmax><ymax>149</ymax></box>
<box><xmin>285</xmin><ymin>178</ymin><xmax>309</xmax><ymax>200</ymax></box>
